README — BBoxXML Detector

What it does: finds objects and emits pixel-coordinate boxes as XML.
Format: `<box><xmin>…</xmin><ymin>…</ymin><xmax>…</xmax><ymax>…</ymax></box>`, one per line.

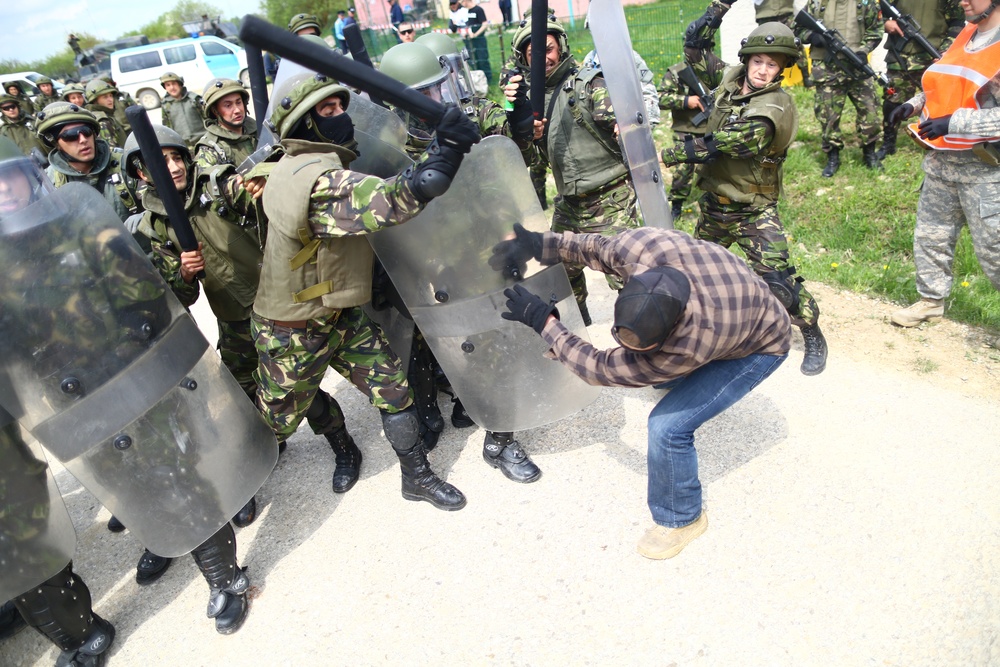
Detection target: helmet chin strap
<box><xmin>969</xmin><ymin>0</ymin><xmax>1000</xmax><ymax>23</ymax></box>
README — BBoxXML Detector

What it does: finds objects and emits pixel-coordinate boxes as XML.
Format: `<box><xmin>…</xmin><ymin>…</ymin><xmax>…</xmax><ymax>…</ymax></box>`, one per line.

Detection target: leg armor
<box><xmin>190</xmin><ymin>524</ymin><xmax>250</xmax><ymax>635</ymax></box>
<box><xmin>407</xmin><ymin>336</ymin><xmax>444</xmax><ymax>450</ymax></box>
<box><xmin>762</xmin><ymin>267</ymin><xmax>804</xmax><ymax>314</ymax></box>
<box><xmin>382</xmin><ymin>407</ymin><xmax>466</xmax><ymax>511</ymax></box>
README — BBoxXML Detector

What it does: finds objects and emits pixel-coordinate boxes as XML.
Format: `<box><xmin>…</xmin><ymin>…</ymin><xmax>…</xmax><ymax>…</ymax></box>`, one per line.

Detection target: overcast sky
<box><xmin>1</xmin><ymin>0</ymin><xmax>257</xmax><ymax>65</ymax></box>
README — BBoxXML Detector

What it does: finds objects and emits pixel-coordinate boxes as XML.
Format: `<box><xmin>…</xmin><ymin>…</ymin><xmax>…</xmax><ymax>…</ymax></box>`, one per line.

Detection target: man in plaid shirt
<box><xmin>491</xmin><ymin>226</ymin><xmax>791</xmax><ymax>559</ymax></box>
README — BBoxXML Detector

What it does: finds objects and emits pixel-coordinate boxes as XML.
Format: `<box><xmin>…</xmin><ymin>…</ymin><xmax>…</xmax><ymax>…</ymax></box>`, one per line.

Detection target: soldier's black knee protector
<box><xmin>305</xmin><ymin>389</ymin><xmax>341</xmax><ymax>435</ymax></box>
<box><xmin>762</xmin><ymin>267</ymin><xmax>804</xmax><ymax>313</ymax></box>
<box><xmin>13</xmin><ymin>563</ymin><xmax>100</xmax><ymax>651</ymax></box>
<box><xmin>381</xmin><ymin>406</ymin><xmax>420</xmax><ymax>454</ymax></box>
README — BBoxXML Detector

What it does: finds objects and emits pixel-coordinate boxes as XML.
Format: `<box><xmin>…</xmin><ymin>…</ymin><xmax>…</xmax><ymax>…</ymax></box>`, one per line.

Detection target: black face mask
<box><xmin>309</xmin><ymin>109</ymin><xmax>354</xmax><ymax>146</ymax></box>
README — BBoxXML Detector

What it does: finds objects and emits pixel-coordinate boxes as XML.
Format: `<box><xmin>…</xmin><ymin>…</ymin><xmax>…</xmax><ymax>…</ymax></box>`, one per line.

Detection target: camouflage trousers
<box><xmin>811</xmin><ymin>59</ymin><xmax>881</xmax><ymax>151</ymax></box>
<box><xmin>251</xmin><ymin>307</ymin><xmax>412</xmax><ymax>444</ymax></box>
<box><xmin>552</xmin><ymin>176</ymin><xmax>641</xmax><ymax>308</ymax></box>
<box><xmin>668</xmin><ymin>152</ymin><xmax>696</xmax><ymax>205</ymax></box>
<box><xmin>218</xmin><ymin>319</ymin><xmax>257</xmax><ymax>401</ymax></box>
<box><xmin>884</xmin><ymin>67</ymin><xmax>926</xmax><ymax>106</ymax></box>
<box><xmin>697</xmin><ymin>194</ymin><xmax>820</xmax><ymax>327</ymax></box>
<box><xmin>913</xmin><ymin>173</ymin><xmax>1000</xmax><ymax>301</ymax></box>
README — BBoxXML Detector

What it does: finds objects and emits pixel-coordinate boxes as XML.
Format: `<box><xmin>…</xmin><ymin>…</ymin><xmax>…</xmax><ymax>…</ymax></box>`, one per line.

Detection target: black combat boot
<box><xmin>232</xmin><ymin>496</ymin><xmax>257</xmax><ymax>528</ymax></box>
<box><xmin>450</xmin><ymin>397</ymin><xmax>475</xmax><ymax>428</ymax></box>
<box><xmin>14</xmin><ymin>564</ymin><xmax>115</xmax><ymax>667</ymax></box>
<box><xmin>326</xmin><ymin>426</ymin><xmax>362</xmax><ymax>494</ymax></box>
<box><xmin>483</xmin><ymin>432</ymin><xmax>542</xmax><ymax>483</ymax></box>
<box><xmin>0</xmin><ymin>600</ymin><xmax>26</xmax><ymax>640</ymax></box>
<box><xmin>670</xmin><ymin>199</ymin><xmax>683</xmax><ymax>221</ymax></box>
<box><xmin>383</xmin><ymin>407</ymin><xmax>466</xmax><ymax>511</ymax></box>
<box><xmin>821</xmin><ymin>148</ymin><xmax>840</xmax><ymax>178</ymax></box>
<box><xmin>191</xmin><ymin>524</ymin><xmax>250</xmax><ymax>635</ymax></box>
<box><xmin>135</xmin><ymin>548</ymin><xmax>172</xmax><ymax>585</ymax></box>
<box><xmin>800</xmin><ymin>323</ymin><xmax>828</xmax><ymax>376</ymax></box>
<box><xmin>862</xmin><ymin>142</ymin><xmax>883</xmax><ymax>170</ymax></box>
<box><xmin>877</xmin><ymin>127</ymin><xmax>897</xmax><ymax>160</ymax></box>
<box><xmin>106</xmin><ymin>515</ymin><xmax>125</xmax><ymax>533</ymax></box>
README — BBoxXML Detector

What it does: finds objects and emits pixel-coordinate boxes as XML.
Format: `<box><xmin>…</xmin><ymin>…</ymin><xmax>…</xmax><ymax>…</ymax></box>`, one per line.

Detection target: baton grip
<box><xmin>239</xmin><ymin>15</ymin><xmax>442</xmax><ymax>123</ymax></box>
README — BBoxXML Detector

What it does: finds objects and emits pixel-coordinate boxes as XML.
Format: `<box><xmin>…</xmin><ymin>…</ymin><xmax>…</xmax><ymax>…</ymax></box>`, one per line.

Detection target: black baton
<box><xmin>244</xmin><ymin>42</ymin><xmax>270</xmax><ymax>123</ymax></box>
<box><xmin>530</xmin><ymin>0</ymin><xmax>548</xmax><ymax>122</ymax></box>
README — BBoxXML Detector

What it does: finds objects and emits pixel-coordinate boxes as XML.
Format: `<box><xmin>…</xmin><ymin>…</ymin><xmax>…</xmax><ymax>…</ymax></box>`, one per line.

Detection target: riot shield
<box><xmin>587</xmin><ymin>0</ymin><xmax>672</xmax><ymax>230</ymax></box>
<box><xmin>368</xmin><ymin>136</ymin><xmax>602</xmax><ymax>432</ymax></box>
<box><xmin>0</xmin><ymin>410</ymin><xmax>76</xmax><ymax>602</ymax></box>
<box><xmin>349</xmin><ymin>94</ymin><xmax>410</xmax><ymax>176</ymax></box>
<box><xmin>0</xmin><ymin>183</ymin><xmax>278</xmax><ymax>558</ymax></box>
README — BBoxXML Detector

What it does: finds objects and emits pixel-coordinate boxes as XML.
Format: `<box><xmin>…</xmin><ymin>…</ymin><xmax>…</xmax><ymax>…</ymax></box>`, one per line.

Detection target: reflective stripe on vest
<box><xmin>910</xmin><ymin>24</ymin><xmax>1000</xmax><ymax>150</ymax></box>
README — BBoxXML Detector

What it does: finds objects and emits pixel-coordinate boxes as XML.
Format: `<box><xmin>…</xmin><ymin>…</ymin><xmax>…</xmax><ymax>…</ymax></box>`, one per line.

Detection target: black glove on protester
<box><xmin>501</xmin><ymin>284</ymin><xmax>558</xmax><ymax>334</ymax></box>
<box><xmin>489</xmin><ymin>222</ymin><xmax>544</xmax><ymax>278</ymax></box>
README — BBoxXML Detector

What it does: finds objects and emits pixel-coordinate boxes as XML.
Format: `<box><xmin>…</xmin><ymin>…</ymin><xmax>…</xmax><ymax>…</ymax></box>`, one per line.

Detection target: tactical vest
<box><xmin>33</xmin><ymin>94</ymin><xmax>61</xmax><ymax>114</ymax></box>
<box><xmin>755</xmin><ymin>0</ymin><xmax>795</xmax><ymax>21</ymax></box>
<box><xmin>139</xmin><ymin>167</ymin><xmax>262</xmax><ymax>322</ymax></box>
<box><xmin>195</xmin><ymin>117</ymin><xmax>258</xmax><ymax>167</ymax></box>
<box><xmin>162</xmin><ymin>92</ymin><xmax>206</xmax><ymax>144</ymax></box>
<box><xmin>911</xmin><ymin>24</ymin><xmax>1000</xmax><ymax>151</ymax></box>
<box><xmin>887</xmin><ymin>0</ymin><xmax>949</xmax><ymax>57</ymax></box>
<box><xmin>666</xmin><ymin>63</ymin><xmax>706</xmax><ymax>136</ymax></box>
<box><xmin>696</xmin><ymin>66</ymin><xmax>797</xmax><ymax>208</ymax></box>
<box><xmin>256</xmin><ymin>140</ymin><xmax>374</xmax><ymax>322</ymax></box>
<box><xmin>46</xmin><ymin>141</ymin><xmax>137</xmax><ymax>221</ymax></box>
<box><xmin>812</xmin><ymin>0</ymin><xmax>871</xmax><ymax>57</ymax></box>
<box><xmin>544</xmin><ymin>67</ymin><xmax>629</xmax><ymax>197</ymax></box>
<box><xmin>0</xmin><ymin>117</ymin><xmax>45</xmax><ymax>156</ymax></box>
<box><xmin>85</xmin><ymin>106</ymin><xmax>126</xmax><ymax>148</ymax></box>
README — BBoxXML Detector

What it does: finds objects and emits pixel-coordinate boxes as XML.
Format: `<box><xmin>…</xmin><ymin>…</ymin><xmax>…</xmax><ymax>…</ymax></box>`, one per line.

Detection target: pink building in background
<box><xmin>354</xmin><ymin>0</ymin><xmax>600</xmax><ymax>29</ymax></box>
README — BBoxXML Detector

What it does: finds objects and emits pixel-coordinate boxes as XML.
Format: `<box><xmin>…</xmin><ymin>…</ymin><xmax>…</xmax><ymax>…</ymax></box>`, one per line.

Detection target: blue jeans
<box><xmin>647</xmin><ymin>353</ymin><xmax>787</xmax><ymax>527</ymax></box>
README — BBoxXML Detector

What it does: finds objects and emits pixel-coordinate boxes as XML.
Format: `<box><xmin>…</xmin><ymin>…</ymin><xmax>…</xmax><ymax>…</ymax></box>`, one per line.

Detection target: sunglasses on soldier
<box><xmin>0</xmin><ymin>104</ymin><xmax>17</xmax><ymax>112</ymax></box>
<box><xmin>58</xmin><ymin>126</ymin><xmax>96</xmax><ymax>142</ymax></box>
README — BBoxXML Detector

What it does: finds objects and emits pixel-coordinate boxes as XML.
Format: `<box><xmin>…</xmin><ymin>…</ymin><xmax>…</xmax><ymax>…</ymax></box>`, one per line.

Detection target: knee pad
<box><xmin>762</xmin><ymin>267</ymin><xmax>803</xmax><ymax>313</ymax></box>
<box><xmin>381</xmin><ymin>406</ymin><xmax>420</xmax><ymax>453</ymax></box>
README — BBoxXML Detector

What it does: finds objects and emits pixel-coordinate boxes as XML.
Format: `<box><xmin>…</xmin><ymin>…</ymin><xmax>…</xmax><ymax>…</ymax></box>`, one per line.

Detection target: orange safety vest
<box><xmin>909</xmin><ymin>23</ymin><xmax>1000</xmax><ymax>150</ymax></box>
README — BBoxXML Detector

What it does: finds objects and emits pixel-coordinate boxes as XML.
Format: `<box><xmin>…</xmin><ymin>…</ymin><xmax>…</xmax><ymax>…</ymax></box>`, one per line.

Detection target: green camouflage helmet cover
<box><xmin>160</xmin><ymin>72</ymin><xmax>184</xmax><ymax>88</ymax></box>
<box><xmin>3</xmin><ymin>81</ymin><xmax>27</xmax><ymax>95</ymax></box>
<box><xmin>84</xmin><ymin>78</ymin><xmax>116</xmax><ymax>103</ymax></box>
<box><xmin>288</xmin><ymin>13</ymin><xmax>322</xmax><ymax>34</ymax></box>
<box><xmin>268</xmin><ymin>72</ymin><xmax>351</xmax><ymax>140</ymax></box>
<box><xmin>35</xmin><ymin>76</ymin><xmax>54</xmax><ymax>86</ymax></box>
<box><xmin>379</xmin><ymin>42</ymin><xmax>448</xmax><ymax>89</ymax></box>
<box><xmin>35</xmin><ymin>102</ymin><xmax>100</xmax><ymax>147</ymax></box>
<box><xmin>61</xmin><ymin>83</ymin><xmax>86</xmax><ymax>102</ymax></box>
<box><xmin>511</xmin><ymin>11</ymin><xmax>570</xmax><ymax>69</ymax></box>
<box><xmin>122</xmin><ymin>124</ymin><xmax>191</xmax><ymax>179</ymax></box>
<box><xmin>203</xmin><ymin>78</ymin><xmax>248</xmax><ymax>118</ymax></box>
<box><xmin>738</xmin><ymin>22</ymin><xmax>801</xmax><ymax>63</ymax></box>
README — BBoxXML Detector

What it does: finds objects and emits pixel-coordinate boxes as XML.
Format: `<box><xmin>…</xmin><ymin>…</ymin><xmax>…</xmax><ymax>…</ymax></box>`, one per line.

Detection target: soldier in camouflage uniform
<box><xmin>659</xmin><ymin>0</ymin><xmax>731</xmax><ymax>220</ymax></box>
<box><xmin>0</xmin><ymin>94</ymin><xmax>46</xmax><ymax>157</ymax></box>
<box><xmin>95</xmin><ymin>74</ymin><xmax>135</xmax><ymax>135</ymax></box>
<box><xmin>83</xmin><ymin>78</ymin><xmax>127</xmax><ymax>148</ymax></box>
<box><xmin>877</xmin><ymin>0</ymin><xmax>964</xmax><ymax>159</ymax></box>
<box><xmin>661</xmin><ymin>23</ymin><xmax>829</xmax><ymax>376</ymax></box>
<box><xmin>2</xmin><ymin>81</ymin><xmax>36</xmax><ymax>119</ymax></box>
<box><xmin>252</xmin><ymin>72</ymin><xmax>480</xmax><ymax>510</ymax></box>
<box><xmin>159</xmin><ymin>72</ymin><xmax>206</xmax><ymax>148</ymax></box>
<box><xmin>797</xmin><ymin>0</ymin><xmax>884</xmax><ymax>176</ymax></box>
<box><xmin>32</xmin><ymin>76</ymin><xmax>61</xmax><ymax>113</ymax></box>
<box><xmin>380</xmin><ymin>40</ymin><xmax>543</xmax><ymax>484</ymax></box>
<box><xmin>195</xmin><ymin>79</ymin><xmax>257</xmax><ymax>170</ymax></box>
<box><xmin>35</xmin><ymin>102</ymin><xmax>137</xmax><ymax>222</ymax></box>
<box><xmin>888</xmin><ymin>0</ymin><xmax>1000</xmax><ymax>327</ymax></box>
<box><xmin>504</xmin><ymin>13</ymin><xmax>641</xmax><ymax>326</ymax></box>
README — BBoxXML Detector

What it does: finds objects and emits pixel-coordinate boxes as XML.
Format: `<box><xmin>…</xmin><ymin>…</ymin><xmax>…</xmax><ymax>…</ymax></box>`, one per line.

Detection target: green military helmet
<box><xmin>510</xmin><ymin>12</ymin><xmax>570</xmax><ymax>70</ymax></box>
<box><xmin>738</xmin><ymin>22</ymin><xmax>801</xmax><ymax>64</ymax></box>
<box><xmin>3</xmin><ymin>80</ymin><xmax>27</xmax><ymax>96</ymax></box>
<box><xmin>415</xmin><ymin>32</ymin><xmax>475</xmax><ymax>102</ymax></box>
<box><xmin>35</xmin><ymin>75</ymin><xmax>54</xmax><ymax>86</ymax></box>
<box><xmin>35</xmin><ymin>102</ymin><xmax>100</xmax><ymax>147</ymax></box>
<box><xmin>85</xmin><ymin>78</ymin><xmax>117</xmax><ymax>104</ymax></box>
<box><xmin>0</xmin><ymin>93</ymin><xmax>19</xmax><ymax>108</ymax></box>
<box><xmin>122</xmin><ymin>124</ymin><xmax>191</xmax><ymax>179</ymax></box>
<box><xmin>288</xmin><ymin>13</ymin><xmax>321</xmax><ymax>34</ymax></box>
<box><xmin>416</xmin><ymin>32</ymin><xmax>462</xmax><ymax>58</ymax></box>
<box><xmin>203</xmin><ymin>78</ymin><xmax>248</xmax><ymax>118</ymax></box>
<box><xmin>61</xmin><ymin>82</ymin><xmax>86</xmax><ymax>103</ymax></box>
<box><xmin>268</xmin><ymin>72</ymin><xmax>351</xmax><ymax>140</ymax></box>
<box><xmin>160</xmin><ymin>72</ymin><xmax>184</xmax><ymax>88</ymax></box>
<box><xmin>380</xmin><ymin>42</ymin><xmax>448</xmax><ymax>90</ymax></box>
<box><xmin>0</xmin><ymin>136</ymin><xmax>55</xmax><ymax>226</ymax></box>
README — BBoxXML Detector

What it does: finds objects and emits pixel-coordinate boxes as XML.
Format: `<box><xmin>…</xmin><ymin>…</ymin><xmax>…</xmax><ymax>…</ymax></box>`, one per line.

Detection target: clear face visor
<box><xmin>443</xmin><ymin>52</ymin><xmax>475</xmax><ymax>103</ymax></box>
<box><xmin>395</xmin><ymin>77</ymin><xmax>460</xmax><ymax>141</ymax></box>
<box><xmin>0</xmin><ymin>158</ymin><xmax>57</xmax><ymax>234</ymax></box>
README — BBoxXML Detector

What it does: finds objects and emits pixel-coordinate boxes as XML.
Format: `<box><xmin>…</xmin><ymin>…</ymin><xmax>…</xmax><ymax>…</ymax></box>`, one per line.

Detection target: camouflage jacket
<box><xmin>194</xmin><ymin>117</ymin><xmax>258</xmax><ymax>169</ymax></box>
<box><xmin>0</xmin><ymin>115</ymin><xmax>46</xmax><ymax>156</ymax></box>
<box><xmin>883</xmin><ymin>0</ymin><xmax>964</xmax><ymax>71</ymax></box>
<box><xmin>798</xmin><ymin>0</ymin><xmax>882</xmax><ymax>56</ymax></box>
<box><xmin>161</xmin><ymin>91</ymin><xmax>206</xmax><ymax>145</ymax></box>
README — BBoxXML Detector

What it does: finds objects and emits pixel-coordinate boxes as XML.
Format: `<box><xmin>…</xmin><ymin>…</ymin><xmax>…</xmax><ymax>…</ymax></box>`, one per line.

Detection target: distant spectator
<box><xmin>334</xmin><ymin>10</ymin><xmax>348</xmax><ymax>52</ymax></box>
<box><xmin>396</xmin><ymin>21</ymin><xmax>416</xmax><ymax>43</ymax></box>
<box><xmin>389</xmin><ymin>0</ymin><xmax>405</xmax><ymax>27</ymax></box>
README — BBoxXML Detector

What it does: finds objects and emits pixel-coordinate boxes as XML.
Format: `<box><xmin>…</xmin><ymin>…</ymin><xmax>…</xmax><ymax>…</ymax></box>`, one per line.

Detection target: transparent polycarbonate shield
<box><xmin>0</xmin><ymin>183</ymin><xmax>278</xmax><ymax>558</ymax></box>
<box><xmin>0</xmin><ymin>416</ymin><xmax>76</xmax><ymax>601</ymax></box>
<box><xmin>368</xmin><ymin>136</ymin><xmax>602</xmax><ymax>431</ymax></box>
<box><xmin>348</xmin><ymin>93</ymin><xmax>408</xmax><ymax>155</ymax></box>
<box><xmin>588</xmin><ymin>0</ymin><xmax>672</xmax><ymax>229</ymax></box>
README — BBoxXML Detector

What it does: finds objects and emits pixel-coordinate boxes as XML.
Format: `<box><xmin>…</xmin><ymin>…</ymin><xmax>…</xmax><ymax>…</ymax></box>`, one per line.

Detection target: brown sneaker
<box><xmin>636</xmin><ymin>511</ymin><xmax>708</xmax><ymax>560</ymax></box>
<box><xmin>891</xmin><ymin>298</ymin><xmax>944</xmax><ymax>327</ymax></box>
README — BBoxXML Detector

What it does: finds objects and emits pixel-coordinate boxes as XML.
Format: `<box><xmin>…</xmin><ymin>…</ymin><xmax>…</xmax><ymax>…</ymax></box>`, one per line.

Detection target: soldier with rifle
<box><xmin>877</xmin><ymin>0</ymin><xmax>964</xmax><ymax>159</ymax></box>
<box><xmin>795</xmin><ymin>2</ymin><xmax>885</xmax><ymax>176</ymax></box>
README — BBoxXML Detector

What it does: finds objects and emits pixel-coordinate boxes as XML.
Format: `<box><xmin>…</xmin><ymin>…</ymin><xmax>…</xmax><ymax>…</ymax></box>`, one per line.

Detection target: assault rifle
<box><xmin>879</xmin><ymin>0</ymin><xmax>942</xmax><ymax>61</ymax></box>
<box><xmin>795</xmin><ymin>10</ymin><xmax>890</xmax><ymax>88</ymax></box>
<box><xmin>676</xmin><ymin>64</ymin><xmax>714</xmax><ymax>127</ymax></box>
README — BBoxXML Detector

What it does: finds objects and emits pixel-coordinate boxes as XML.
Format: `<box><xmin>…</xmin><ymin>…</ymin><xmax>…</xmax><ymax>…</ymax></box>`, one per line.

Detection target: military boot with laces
<box><xmin>799</xmin><ymin>323</ymin><xmax>828</xmax><ymax>376</ymax></box>
<box><xmin>822</xmin><ymin>148</ymin><xmax>840</xmax><ymax>177</ymax></box>
<box><xmin>891</xmin><ymin>298</ymin><xmax>944</xmax><ymax>327</ymax></box>
<box><xmin>326</xmin><ymin>426</ymin><xmax>362</xmax><ymax>493</ymax></box>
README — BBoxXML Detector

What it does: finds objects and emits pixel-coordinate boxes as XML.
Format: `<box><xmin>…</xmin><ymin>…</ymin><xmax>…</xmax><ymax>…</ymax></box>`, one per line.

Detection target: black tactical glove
<box><xmin>684</xmin><ymin>7</ymin><xmax>723</xmax><ymax>50</ymax></box>
<box><xmin>501</xmin><ymin>284</ymin><xmax>558</xmax><ymax>335</ymax></box>
<box><xmin>805</xmin><ymin>31</ymin><xmax>828</xmax><ymax>48</ymax></box>
<box><xmin>435</xmin><ymin>105</ymin><xmax>481</xmax><ymax>154</ymax></box>
<box><xmin>505</xmin><ymin>75</ymin><xmax>534</xmax><ymax>144</ymax></box>
<box><xmin>887</xmin><ymin>103</ymin><xmax>915</xmax><ymax>127</ymax></box>
<box><xmin>917</xmin><ymin>114</ymin><xmax>952</xmax><ymax>140</ymax></box>
<box><xmin>489</xmin><ymin>222</ymin><xmax>544</xmax><ymax>278</ymax></box>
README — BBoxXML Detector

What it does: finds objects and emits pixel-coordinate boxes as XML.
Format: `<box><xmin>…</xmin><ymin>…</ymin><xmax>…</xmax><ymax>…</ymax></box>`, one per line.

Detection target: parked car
<box><xmin>1</xmin><ymin>71</ymin><xmax>65</xmax><ymax>100</ymax></box>
<box><xmin>111</xmin><ymin>35</ymin><xmax>249</xmax><ymax>109</ymax></box>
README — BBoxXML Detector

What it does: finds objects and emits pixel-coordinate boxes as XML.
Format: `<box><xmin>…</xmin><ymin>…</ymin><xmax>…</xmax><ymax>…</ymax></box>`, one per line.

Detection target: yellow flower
<box><xmin>961</xmin><ymin>281</ymin><xmax>970</xmax><ymax>287</ymax></box>
<box><xmin>831</xmin><ymin>262</ymin><xmax>839</xmax><ymax>269</ymax></box>
<box><xmin>883</xmin><ymin>264</ymin><xmax>889</xmax><ymax>270</ymax></box>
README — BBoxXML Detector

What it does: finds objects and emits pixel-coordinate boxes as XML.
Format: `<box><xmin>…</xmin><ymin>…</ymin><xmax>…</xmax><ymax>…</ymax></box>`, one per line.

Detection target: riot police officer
<box><xmin>195</xmin><ymin>78</ymin><xmax>257</xmax><ymax>169</ymax></box>
<box><xmin>82</xmin><ymin>79</ymin><xmax>127</xmax><ymax>148</ymax></box>
<box><xmin>159</xmin><ymin>72</ymin><xmax>206</xmax><ymax>147</ymax></box>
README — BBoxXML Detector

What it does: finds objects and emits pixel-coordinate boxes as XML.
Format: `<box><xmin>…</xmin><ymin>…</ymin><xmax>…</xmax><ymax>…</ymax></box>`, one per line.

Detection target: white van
<box><xmin>111</xmin><ymin>36</ymin><xmax>249</xmax><ymax>109</ymax></box>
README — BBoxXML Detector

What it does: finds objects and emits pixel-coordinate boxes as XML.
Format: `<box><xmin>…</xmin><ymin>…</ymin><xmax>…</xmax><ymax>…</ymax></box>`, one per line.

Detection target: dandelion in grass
<box><xmin>831</xmin><ymin>262</ymin><xmax>840</xmax><ymax>269</ymax></box>
<box><xmin>961</xmin><ymin>280</ymin><xmax>970</xmax><ymax>287</ymax></box>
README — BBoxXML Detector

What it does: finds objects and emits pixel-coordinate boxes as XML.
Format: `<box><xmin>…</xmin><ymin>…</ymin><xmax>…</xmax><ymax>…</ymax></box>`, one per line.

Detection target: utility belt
<box><xmin>973</xmin><ymin>142</ymin><xmax>1000</xmax><ymax>166</ymax></box>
